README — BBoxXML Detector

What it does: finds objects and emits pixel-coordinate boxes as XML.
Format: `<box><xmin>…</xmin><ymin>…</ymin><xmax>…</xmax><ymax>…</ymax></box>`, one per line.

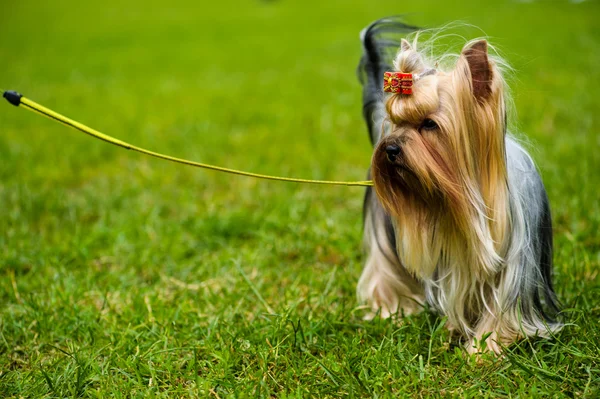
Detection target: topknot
<box><xmin>393</xmin><ymin>39</ymin><xmax>428</xmax><ymax>74</ymax></box>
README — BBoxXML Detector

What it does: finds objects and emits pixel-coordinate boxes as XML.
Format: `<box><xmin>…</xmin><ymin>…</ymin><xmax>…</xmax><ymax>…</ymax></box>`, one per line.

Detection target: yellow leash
<box><xmin>2</xmin><ymin>90</ymin><xmax>373</xmax><ymax>187</ymax></box>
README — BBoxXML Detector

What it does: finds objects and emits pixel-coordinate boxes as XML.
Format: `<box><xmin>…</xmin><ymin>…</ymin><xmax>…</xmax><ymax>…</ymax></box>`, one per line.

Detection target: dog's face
<box><xmin>372</xmin><ymin>39</ymin><xmax>508</xmax><ymax>241</ymax></box>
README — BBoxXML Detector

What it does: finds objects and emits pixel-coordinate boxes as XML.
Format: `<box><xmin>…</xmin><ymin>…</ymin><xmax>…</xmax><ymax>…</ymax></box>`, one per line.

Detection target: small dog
<box><xmin>356</xmin><ymin>18</ymin><xmax>561</xmax><ymax>354</ymax></box>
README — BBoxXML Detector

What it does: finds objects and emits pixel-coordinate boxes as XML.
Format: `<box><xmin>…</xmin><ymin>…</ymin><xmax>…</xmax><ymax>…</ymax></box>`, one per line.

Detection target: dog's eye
<box><xmin>420</xmin><ymin>118</ymin><xmax>438</xmax><ymax>131</ymax></box>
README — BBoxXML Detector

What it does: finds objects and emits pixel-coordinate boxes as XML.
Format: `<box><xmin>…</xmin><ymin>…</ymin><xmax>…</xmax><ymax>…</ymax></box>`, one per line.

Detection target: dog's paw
<box><xmin>466</xmin><ymin>333</ymin><xmax>504</xmax><ymax>360</ymax></box>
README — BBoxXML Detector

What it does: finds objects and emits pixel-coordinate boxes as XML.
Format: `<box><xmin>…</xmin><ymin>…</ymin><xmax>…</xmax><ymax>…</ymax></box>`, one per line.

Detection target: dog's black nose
<box><xmin>385</xmin><ymin>144</ymin><xmax>401</xmax><ymax>161</ymax></box>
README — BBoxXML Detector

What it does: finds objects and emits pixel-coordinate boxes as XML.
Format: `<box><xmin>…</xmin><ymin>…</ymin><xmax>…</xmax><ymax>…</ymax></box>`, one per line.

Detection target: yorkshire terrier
<box><xmin>356</xmin><ymin>18</ymin><xmax>561</xmax><ymax>354</ymax></box>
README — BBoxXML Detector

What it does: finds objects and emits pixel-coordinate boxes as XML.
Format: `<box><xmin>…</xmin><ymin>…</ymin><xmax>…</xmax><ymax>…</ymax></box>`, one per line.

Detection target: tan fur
<box><xmin>371</xmin><ymin>38</ymin><xmax>524</xmax><ymax>353</ymax></box>
<box><xmin>359</xmin><ymin>207</ymin><xmax>425</xmax><ymax>319</ymax></box>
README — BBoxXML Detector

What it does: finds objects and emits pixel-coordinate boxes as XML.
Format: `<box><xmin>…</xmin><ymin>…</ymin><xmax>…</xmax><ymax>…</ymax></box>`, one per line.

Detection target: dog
<box><xmin>356</xmin><ymin>18</ymin><xmax>561</xmax><ymax>354</ymax></box>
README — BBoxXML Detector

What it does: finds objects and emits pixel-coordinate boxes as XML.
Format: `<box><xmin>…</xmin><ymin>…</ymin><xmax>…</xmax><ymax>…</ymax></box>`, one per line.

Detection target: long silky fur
<box><xmin>357</xmin><ymin>18</ymin><xmax>425</xmax><ymax>318</ymax></box>
<box><xmin>357</xmin><ymin>17</ymin><xmax>561</xmax><ymax>353</ymax></box>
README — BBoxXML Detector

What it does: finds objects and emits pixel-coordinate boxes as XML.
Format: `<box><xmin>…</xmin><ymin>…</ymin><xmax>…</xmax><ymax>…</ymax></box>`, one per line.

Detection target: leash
<box><xmin>2</xmin><ymin>90</ymin><xmax>373</xmax><ymax>187</ymax></box>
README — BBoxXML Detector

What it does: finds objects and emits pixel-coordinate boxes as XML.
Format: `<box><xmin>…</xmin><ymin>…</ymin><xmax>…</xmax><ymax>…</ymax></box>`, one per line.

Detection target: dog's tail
<box><xmin>357</xmin><ymin>17</ymin><xmax>419</xmax><ymax>145</ymax></box>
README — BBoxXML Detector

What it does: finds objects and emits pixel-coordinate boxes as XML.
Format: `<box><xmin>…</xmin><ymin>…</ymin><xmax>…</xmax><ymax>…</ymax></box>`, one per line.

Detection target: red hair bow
<box><xmin>383</xmin><ymin>72</ymin><xmax>413</xmax><ymax>95</ymax></box>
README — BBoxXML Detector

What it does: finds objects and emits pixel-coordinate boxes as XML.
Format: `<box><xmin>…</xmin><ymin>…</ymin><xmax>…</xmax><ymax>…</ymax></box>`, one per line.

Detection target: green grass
<box><xmin>1</xmin><ymin>0</ymin><xmax>599</xmax><ymax>397</ymax></box>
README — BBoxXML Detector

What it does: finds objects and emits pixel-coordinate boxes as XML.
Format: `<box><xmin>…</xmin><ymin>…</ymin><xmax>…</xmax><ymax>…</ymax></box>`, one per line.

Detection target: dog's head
<box><xmin>372</xmin><ymin>38</ymin><xmax>509</xmax><ymax>241</ymax></box>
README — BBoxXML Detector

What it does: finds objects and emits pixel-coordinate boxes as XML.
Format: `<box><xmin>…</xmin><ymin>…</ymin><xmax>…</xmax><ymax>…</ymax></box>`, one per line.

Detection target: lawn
<box><xmin>1</xmin><ymin>0</ymin><xmax>599</xmax><ymax>397</ymax></box>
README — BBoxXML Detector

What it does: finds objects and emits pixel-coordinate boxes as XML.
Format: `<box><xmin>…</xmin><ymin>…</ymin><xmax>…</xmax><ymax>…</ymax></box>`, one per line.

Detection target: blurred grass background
<box><xmin>1</xmin><ymin>0</ymin><xmax>599</xmax><ymax>397</ymax></box>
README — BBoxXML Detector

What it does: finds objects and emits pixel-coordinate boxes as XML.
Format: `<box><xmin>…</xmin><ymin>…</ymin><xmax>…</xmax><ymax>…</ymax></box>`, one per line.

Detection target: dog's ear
<box><xmin>401</xmin><ymin>39</ymin><xmax>412</xmax><ymax>52</ymax></box>
<box><xmin>461</xmin><ymin>40</ymin><xmax>492</xmax><ymax>101</ymax></box>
